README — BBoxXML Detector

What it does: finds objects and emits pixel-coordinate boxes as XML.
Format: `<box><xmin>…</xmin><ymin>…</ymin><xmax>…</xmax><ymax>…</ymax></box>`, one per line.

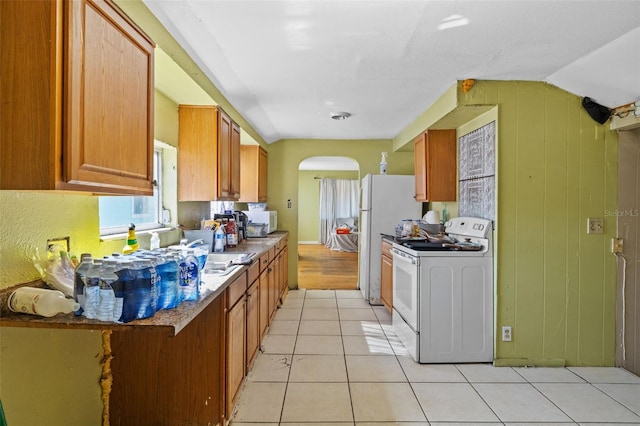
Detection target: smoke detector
<box><xmin>330</xmin><ymin>112</ymin><xmax>351</xmax><ymax>120</ymax></box>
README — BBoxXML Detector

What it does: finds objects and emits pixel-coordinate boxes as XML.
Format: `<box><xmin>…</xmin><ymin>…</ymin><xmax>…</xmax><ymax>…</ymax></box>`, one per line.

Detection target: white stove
<box><xmin>391</xmin><ymin>217</ymin><xmax>494</xmax><ymax>363</ymax></box>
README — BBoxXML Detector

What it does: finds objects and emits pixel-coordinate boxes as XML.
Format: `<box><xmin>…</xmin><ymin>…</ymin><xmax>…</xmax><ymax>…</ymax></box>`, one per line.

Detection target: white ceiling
<box><xmin>144</xmin><ymin>0</ymin><xmax>640</xmax><ymax>146</ymax></box>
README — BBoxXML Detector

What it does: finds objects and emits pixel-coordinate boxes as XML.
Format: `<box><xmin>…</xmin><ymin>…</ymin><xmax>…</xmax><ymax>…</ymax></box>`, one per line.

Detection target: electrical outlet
<box><xmin>501</xmin><ymin>326</ymin><xmax>512</xmax><ymax>342</ymax></box>
<box><xmin>587</xmin><ymin>217</ymin><xmax>604</xmax><ymax>234</ymax></box>
<box><xmin>47</xmin><ymin>236</ymin><xmax>70</xmax><ymax>253</ymax></box>
<box><xmin>612</xmin><ymin>238</ymin><xmax>624</xmax><ymax>254</ymax></box>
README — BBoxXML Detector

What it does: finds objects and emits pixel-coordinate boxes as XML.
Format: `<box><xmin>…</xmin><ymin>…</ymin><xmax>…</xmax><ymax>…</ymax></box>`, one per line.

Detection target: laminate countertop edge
<box><xmin>0</xmin><ymin>232</ymin><xmax>289</xmax><ymax>336</ymax></box>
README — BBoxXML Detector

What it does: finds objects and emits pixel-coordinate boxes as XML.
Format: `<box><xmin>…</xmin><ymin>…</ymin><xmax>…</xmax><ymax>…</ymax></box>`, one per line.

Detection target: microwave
<box><xmin>242</xmin><ymin>210</ymin><xmax>277</xmax><ymax>234</ymax></box>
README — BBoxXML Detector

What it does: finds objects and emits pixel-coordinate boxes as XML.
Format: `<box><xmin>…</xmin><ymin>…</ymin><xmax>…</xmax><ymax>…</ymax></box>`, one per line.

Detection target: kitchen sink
<box><xmin>202</xmin><ymin>252</ymin><xmax>255</xmax><ymax>276</ymax></box>
<box><xmin>202</xmin><ymin>263</ymin><xmax>242</xmax><ymax>276</ymax></box>
<box><xmin>205</xmin><ymin>252</ymin><xmax>255</xmax><ymax>263</ymax></box>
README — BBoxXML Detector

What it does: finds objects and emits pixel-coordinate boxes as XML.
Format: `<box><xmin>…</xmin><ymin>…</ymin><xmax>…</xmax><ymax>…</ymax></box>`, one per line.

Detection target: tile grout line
<box><xmin>275</xmin><ymin>290</ymin><xmax>305</xmax><ymax>424</ymax></box>
<box><xmin>335</xmin><ymin>292</ymin><xmax>358</xmax><ymax>425</ymax></box>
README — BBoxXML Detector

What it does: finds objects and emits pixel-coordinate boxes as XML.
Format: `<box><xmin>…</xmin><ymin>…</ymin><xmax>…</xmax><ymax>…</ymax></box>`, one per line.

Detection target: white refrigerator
<box><xmin>359</xmin><ymin>174</ymin><xmax>422</xmax><ymax>304</ymax></box>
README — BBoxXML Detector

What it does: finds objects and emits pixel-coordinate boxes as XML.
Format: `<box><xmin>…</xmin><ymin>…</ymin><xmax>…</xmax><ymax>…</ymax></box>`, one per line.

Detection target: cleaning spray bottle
<box><xmin>380</xmin><ymin>152</ymin><xmax>388</xmax><ymax>175</ymax></box>
<box><xmin>123</xmin><ymin>223</ymin><xmax>139</xmax><ymax>254</ymax></box>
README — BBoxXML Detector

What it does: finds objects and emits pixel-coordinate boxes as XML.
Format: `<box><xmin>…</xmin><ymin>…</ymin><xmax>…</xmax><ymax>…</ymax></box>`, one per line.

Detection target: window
<box><xmin>99</xmin><ymin>149</ymin><xmax>163</xmax><ymax>235</ymax></box>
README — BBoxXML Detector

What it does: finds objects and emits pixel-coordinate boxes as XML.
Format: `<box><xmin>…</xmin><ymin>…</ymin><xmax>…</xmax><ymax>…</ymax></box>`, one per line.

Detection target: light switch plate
<box><xmin>587</xmin><ymin>217</ymin><xmax>603</xmax><ymax>234</ymax></box>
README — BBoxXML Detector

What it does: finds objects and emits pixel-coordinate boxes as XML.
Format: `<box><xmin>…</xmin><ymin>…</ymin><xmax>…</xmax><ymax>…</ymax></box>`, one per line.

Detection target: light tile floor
<box><xmin>231</xmin><ymin>289</ymin><xmax>640</xmax><ymax>425</ymax></box>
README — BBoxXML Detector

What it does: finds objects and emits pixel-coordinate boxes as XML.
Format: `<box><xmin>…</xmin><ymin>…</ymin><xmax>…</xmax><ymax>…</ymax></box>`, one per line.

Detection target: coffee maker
<box><xmin>236</xmin><ymin>211</ymin><xmax>248</xmax><ymax>242</ymax></box>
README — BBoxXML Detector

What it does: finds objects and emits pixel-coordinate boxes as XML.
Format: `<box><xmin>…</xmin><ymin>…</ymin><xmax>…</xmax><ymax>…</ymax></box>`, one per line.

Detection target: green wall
<box><xmin>267</xmin><ymin>139</ymin><xmax>415</xmax><ymax>288</ymax></box>
<box><xmin>298</xmin><ymin>170</ymin><xmax>360</xmax><ymax>243</ymax></box>
<box><xmin>460</xmin><ymin>81</ymin><xmax>618</xmax><ymax>366</ymax></box>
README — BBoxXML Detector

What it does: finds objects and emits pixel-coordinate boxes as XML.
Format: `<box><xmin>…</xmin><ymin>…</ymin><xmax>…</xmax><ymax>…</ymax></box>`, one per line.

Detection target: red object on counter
<box><xmin>225</xmin><ymin>219</ymin><xmax>238</xmax><ymax>247</ymax></box>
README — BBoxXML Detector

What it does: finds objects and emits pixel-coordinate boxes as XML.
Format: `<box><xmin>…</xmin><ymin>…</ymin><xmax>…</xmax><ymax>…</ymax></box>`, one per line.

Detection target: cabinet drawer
<box><xmin>247</xmin><ymin>261</ymin><xmax>260</xmax><ymax>285</ymax></box>
<box><xmin>259</xmin><ymin>252</ymin><xmax>270</xmax><ymax>272</ymax></box>
<box><xmin>227</xmin><ymin>272</ymin><xmax>247</xmax><ymax>308</ymax></box>
<box><xmin>381</xmin><ymin>239</ymin><xmax>393</xmax><ymax>258</ymax></box>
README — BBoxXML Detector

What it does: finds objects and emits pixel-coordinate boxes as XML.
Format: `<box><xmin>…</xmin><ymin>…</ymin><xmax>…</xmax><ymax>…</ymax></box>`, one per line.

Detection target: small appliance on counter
<box><xmin>242</xmin><ymin>210</ymin><xmax>277</xmax><ymax>234</ymax></box>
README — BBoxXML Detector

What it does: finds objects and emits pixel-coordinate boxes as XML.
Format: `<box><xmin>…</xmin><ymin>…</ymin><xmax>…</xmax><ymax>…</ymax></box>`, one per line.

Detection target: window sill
<box><xmin>100</xmin><ymin>226</ymin><xmax>175</xmax><ymax>242</ymax></box>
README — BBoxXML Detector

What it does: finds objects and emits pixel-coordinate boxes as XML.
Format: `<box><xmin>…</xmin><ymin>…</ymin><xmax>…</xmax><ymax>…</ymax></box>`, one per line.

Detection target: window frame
<box><xmin>99</xmin><ymin>148</ymin><xmax>163</xmax><ymax>236</ymax></box>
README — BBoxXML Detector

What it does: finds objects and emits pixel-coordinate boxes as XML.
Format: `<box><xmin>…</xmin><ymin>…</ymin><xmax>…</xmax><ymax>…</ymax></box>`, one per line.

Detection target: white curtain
<box><xmin>319</xmin><ymin>178</ymin><xmax>359</xmax><ymax>243</ymax></box>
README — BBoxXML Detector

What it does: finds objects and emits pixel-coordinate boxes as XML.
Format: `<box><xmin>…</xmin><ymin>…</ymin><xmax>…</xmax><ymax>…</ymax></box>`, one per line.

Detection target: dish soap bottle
<box><xmin>149</xmin><ymin>232</ymin><xmax>160</xmax><ymax>250</ymax></box>
<box><xmin>380</xmin><ymin>152</ymin><xmax>388</xmax><ymax>175</ymax></box>
<box><xmin>123</xmin><ymin>223</ymin><xmax>139</xmax><ymax>254</ymax></box>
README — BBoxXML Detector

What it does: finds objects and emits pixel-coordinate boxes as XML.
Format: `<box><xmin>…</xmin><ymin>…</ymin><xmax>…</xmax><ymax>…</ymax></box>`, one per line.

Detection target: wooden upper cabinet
<box><xmin>414</xmin><ymin>129</ymin><xmax>457</xmax><ymax>202</ymax></box>
<box><xmin>231</xmin><ymin>122</ymin><xmax>241</xmax><ymax>199</ymax></box>
<box><xmin>0</xmin><ymin>0</ymin><xmax>155</xmax><ymax>195</ymax></box>
<box><xmin>178</xmin><ymin>105</ymin><xmax>241</xmax><ymax>201</ymax></box>
<box><xmin>239</xmin><ymin>145</ymin><xmax>268</xmax><ymax>202</ymax></box>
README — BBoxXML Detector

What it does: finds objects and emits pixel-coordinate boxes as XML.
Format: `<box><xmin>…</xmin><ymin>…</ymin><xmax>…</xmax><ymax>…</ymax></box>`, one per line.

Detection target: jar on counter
<box><xmin>402</xmin><ymin>219</ymin><xmax>414</xmax><ymax>237</ymax></box>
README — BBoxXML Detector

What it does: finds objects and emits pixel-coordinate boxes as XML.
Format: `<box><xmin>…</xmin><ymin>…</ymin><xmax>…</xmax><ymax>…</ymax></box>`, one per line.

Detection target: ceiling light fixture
<box><xmin>330</xmin><ymin>112</ymin><xmax>351</xmax><ymax>120</ymax></box>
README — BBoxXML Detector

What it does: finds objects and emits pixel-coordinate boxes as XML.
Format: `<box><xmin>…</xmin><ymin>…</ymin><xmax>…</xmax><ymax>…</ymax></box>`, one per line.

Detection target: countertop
<box><xmin>0</xmin><ymin>232</ymin><xmax>288</xmax><ymax>336</ymax></box>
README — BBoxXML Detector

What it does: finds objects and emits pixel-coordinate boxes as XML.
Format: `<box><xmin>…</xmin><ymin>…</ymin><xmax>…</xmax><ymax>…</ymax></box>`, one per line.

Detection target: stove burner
<box><xmin>401</xmin><ymin>241</ymin><xmax>453</xmax><ymax>251</ymax></box>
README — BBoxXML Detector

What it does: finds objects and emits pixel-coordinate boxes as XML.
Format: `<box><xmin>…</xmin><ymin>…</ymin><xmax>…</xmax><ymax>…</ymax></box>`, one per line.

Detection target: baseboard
<box><xmin>298</xmin><ymin>241</ymin><xmax>321</xmax><ymax>245</ymax></box>
<box><xmin>494</xmin><ymin>358</ymin><xmax>566</xmax><ymax>367</ymax></box>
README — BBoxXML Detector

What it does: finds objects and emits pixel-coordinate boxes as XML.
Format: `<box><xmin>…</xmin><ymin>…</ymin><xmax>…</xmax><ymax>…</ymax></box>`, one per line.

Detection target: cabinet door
<box><xmin>246</xmin><ymin>280</ymin><xmax>260</xmax><ymax>370</ymax></box>
<box><xmin>66</xmin><ymin>0</ymin><xmax>155</xmax><ymax>195</ymax></box>
<box><xmin>414</xmin><ymin>129</ymin><xmax>457</xmax><ymax>202</ymax></box>
<box><xmin>258</xmin><ymin>146</ymin><xmax>268</xmax><ymax>201</ymax></box>
<box><xmin>1</xmin><ymin>0</ymin><xmax>155</xmax><ymax>195</ymax></box>
<box><xmin>218</xmin><ymin>110</ymin><xmax>232</xmax><ymax>198</ymax></box>
<box><xmin>414</xmin><ymin>134</ymin><xmax>427</xmax><ymax>202</ymax></box>
<box><xmin>259</xmin><ymin>270</ymin><xmax>270</xmax><ymax>338</ymax></box>
<box><xmin>239</xmin><ymin>145</ymin><xmax>268</xmax><ymax>202</ymax></box>
<box><xmin>178</xmin><ymin>106</ymin><xmax>219</xmax><ymax>200</ymax></box>
<box><xmin>380</xmin><ymin>254</ymin><xmax>393</xmax><ymax>314</ymax></box>
<box><xmin>230</xmin><ymin>122</ymin><xmax>241</xmax><ymax>200</ymax></box>
<box><xmin>226</xmin><ymin>297</ymin><xmax>246</xmax><ymax>417</ymax></box>
<box><xmin>268</xmin><ymin>262</ymin><xmax>278</xmax><ymax>319</ymax></box>
<box><xmin>281</xmin><ymin>245</ymin><xmax>289</xmax><ymax>290</ymax></box>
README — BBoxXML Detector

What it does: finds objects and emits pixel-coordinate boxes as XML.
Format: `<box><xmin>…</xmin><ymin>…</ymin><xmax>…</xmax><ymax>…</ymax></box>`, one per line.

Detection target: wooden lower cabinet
<box><xmin>246</xmin><ymin>279</ymin><xmax>260</xmax><ymax>370</ymax></box>
<box><xmin>110</xmin><ymin>295</ymin><xmax>225</xmax><ymax>426</ymax></box>
<box><xmin>110</xmin><ymin>236</ymin><xmax>288</xmax><ymax>425</ymax></box>
<box><xmin>226</xmin><ymin>272</ymin><xmax>247</xmax><ymax>419</ymax></box>
<box><xmin>259</xmin><ymin>269</ymin><xmax>270</xmax><ymax>338</ymax></box>
<box><xmin>268</xmin><ymin>261</ymin><xmax>278</xmax><ymax>318</ymax></box>
<box><xmin>380</xmin><ymin>239</ymin><xmax>394</xmax><ymax>313</ymax></box>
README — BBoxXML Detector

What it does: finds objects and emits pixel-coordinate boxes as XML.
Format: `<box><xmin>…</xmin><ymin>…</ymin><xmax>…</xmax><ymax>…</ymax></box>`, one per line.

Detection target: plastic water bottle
<box><xmin>114</xmin><ymin>259</ymin><xmax>133</xmax><ymax>322</ymax></box>
<box><xmin>155</xmin><ymin>254</ymin><xmax>179</xmax><ymax>310</ymax></box>
<box><xmin>143</xmin><ymin>258</ymin><xmax>158</xmax><ymax>317</ymax></box>
<box><xmin>8</xmin><ymin>287</ymin><xmax>80</xmax><ymax>317</ymax></box>
<box><xmin>96</xmin><ymin>260</ymin><xmax>118</xmax><ymax>322</ymax></box>
<box><xmin>83</xmin><ymin>259</ymin><xmax>103</xmax><ymax>319</ymax></box>
<box><xmin>127</xmin><ymin>258</ymin><xmax>156</xmax><ymax>320</ymax></box>
<box><xmin>214</xmin><ymin>226</ymin><xmax>225</xmax><ymax>253</ymax></box>
<box><xmin>74</xmin><ymin>253</ymin><xmax>93</xmax><ymax>316</ymax></box>
<box><xmin>179</xmin><ymin>249</ymin><xmax>200</xmax><ymax>302</ymax></box>
<box><xmin>149</xmin><ymin>232</ymin><xmax>160</xmax><ymax>250</ymax></box>
<box><xmin>194</xmin><ymin>245</ymin><xmax>208</xmax><ymax>278</ymax></box>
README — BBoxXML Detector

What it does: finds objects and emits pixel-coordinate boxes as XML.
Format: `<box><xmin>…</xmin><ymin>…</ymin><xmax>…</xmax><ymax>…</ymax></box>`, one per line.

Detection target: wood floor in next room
<box><xmin>297</xmin><ymin>244</ymin><xmax>358</xmax><ymax>290</ymax></box>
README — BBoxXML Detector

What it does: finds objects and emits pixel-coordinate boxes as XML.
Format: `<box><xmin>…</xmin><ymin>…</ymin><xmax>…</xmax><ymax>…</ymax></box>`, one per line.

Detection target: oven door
<box><xmin>390</xmin><ymin>248</ymin><xmax>419</xmax><ymax>331</ymax></box>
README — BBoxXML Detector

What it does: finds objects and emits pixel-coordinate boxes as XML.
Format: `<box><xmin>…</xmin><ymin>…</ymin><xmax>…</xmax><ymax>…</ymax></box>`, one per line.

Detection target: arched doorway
<box><xmin>297</xmin><ymin>156</ymin><xmax>360</xmax><ymax>289</ymax></box>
